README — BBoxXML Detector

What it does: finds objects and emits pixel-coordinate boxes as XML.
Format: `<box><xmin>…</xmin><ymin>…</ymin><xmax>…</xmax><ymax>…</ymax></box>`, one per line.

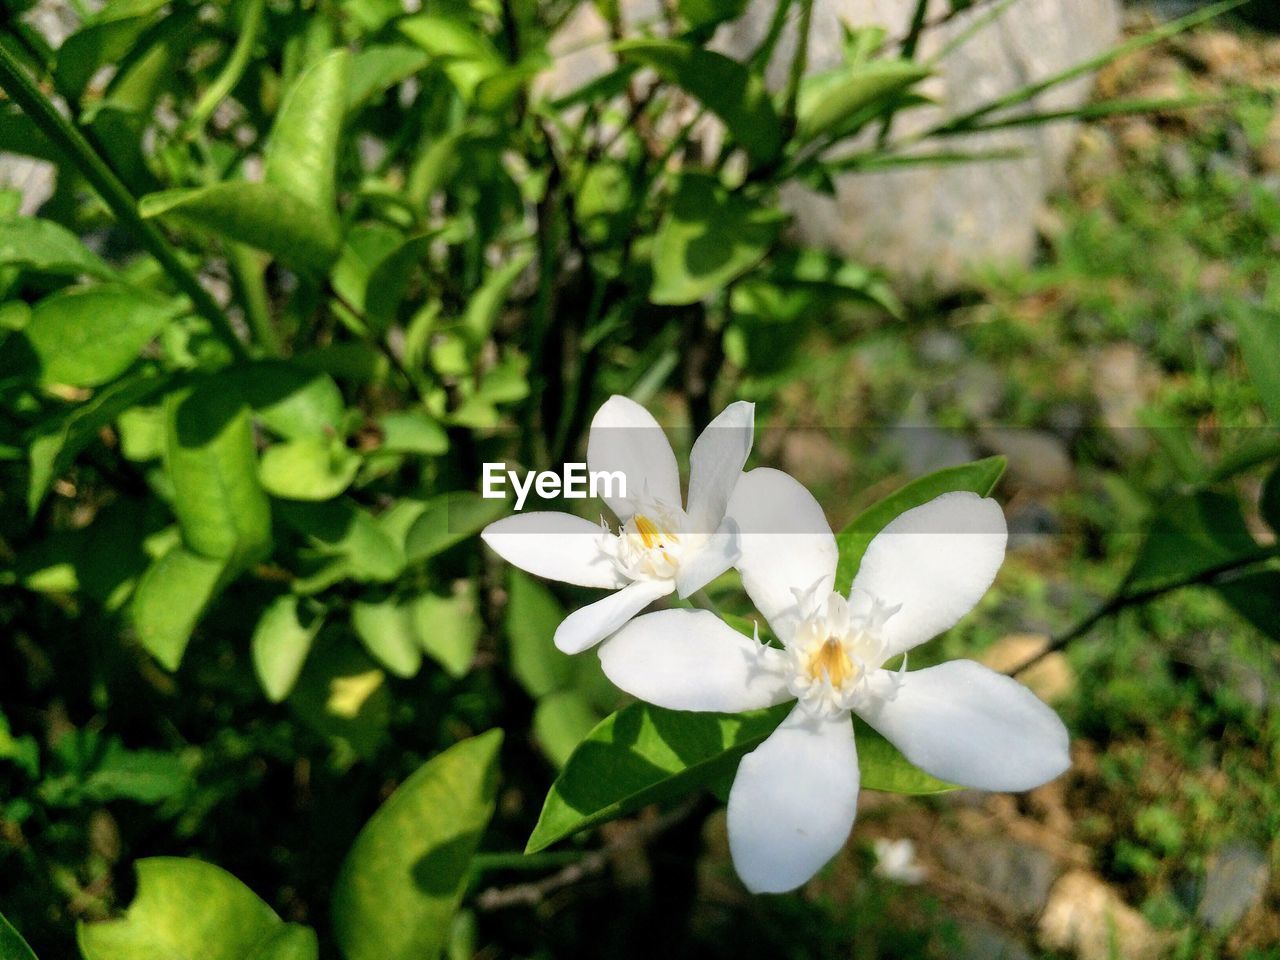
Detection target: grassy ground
<box><xmin>739</xmin><ymin>17</ymin><xmax>1280</xmax><ymax>959</ymax></box>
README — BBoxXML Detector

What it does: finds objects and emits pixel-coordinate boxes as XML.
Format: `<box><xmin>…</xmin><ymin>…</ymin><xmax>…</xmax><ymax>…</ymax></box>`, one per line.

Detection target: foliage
<box><xmin>0</xmin><ymin>0</ymin><xmax>1275</xmax><ymax>957</ymax></box>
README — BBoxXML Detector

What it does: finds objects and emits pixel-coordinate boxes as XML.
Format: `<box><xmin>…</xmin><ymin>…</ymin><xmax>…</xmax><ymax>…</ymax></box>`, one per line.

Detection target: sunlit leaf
<box><xmin>0</xmin><ymin>215</ymin><xmax>116</xmax><ymax>279</ymax></box>
<box><xmin>265</xmin><ymin>50</ymin><xmax>351</xmax><ymax>217</ymax></box>
<box><xmin>78</xmin><ymin>858</ymin><xmax>305</xmax><ymax>960</ymax></box>
<box><xmin>526</xmin><ymin>702</ymin><xmax>953</xmax><ymax>853</ymax></box>
<box><xmin>140</xmin><ymin>183</ymin><xmax>341</xmax><ymax>272</ymax></box>
<box><xmin>411</xmin><ymin>583</ymin><xmax>481</xmax><ymax>677</ymax></box>
<box><xmin>353</xmin><ymin>599</ymin><xmax>423</xmax><ymax>678</ymax></box>
<box><xmin>796</xmin><ymin>59</ymin><xmax>929</xmax><ymax>143</ymax></box>
<box><xmin>650</xmin><ymin>173</ymin><xmax>785</xmax><ymax>306</ymax></box>
<box><xmin>616</xmin><ymin>40</ymin><xmax>782</xmax><ymax>166</ymax></box>
<box><xmin>259</xmin><ymin>436</ymin><xmax>361</xmax><ymax>501</ymax></box>
<box><xmin>164</xmin><ymin>376</ymin><xmax>272</xmax><ymax>567</ymax></box>
<box><xmin>130</xmin><ymin>544</ymin><xmax>226</xmax><ymax>670</ymax></box>
<box><xmin>403</xmin><ymin>493</ymin><xmax>509</xmax><ymax>563</ymax></box>
<box><xmin>21</xmin><ymin>285</ymin><xmax>181</xmax><ymax>388</ymax></box>
<box><xmin>1233</xmin><ymin>304</ymin><xmax>1280</xmax><ymax>424</ymax></box>
<box><xmin>834</xmin><ymin>457</ymin><xmax>1007</xmax><ymax>593</ymax></box>
<box><xmin>252</xmin><ymin>596</ymin><xmax>322</xmax><ymax>703</ymax></box>
<box><xmin>332</xmin><ymin>731</ymin><xmax>502</xmax><ymax>960</ymax></box>
<box><xmin>533</xmin><ymin>691</ymin><xmax>600</xmax><ymax>769</ymax></box>
<box><xmin>505</xmin><ymin>571</ymin><xmax>573</xmax><ymax>699</ymax></box>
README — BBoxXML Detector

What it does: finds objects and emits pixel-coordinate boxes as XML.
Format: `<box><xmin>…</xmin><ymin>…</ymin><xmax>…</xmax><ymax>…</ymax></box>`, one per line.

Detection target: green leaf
<box><xmin>678</xmin><ymin>0</ymin><xmax>747</xmax><ymax>30</ymax></box>
<box><xmin>527</xmin><ymin>702</ymin><xmax>954</xmax><ymax>853</ymax></box>
<box><xmin>225</xmin><ymin>361</ymin><xmax>345</xmax><ymax>439</ymax></box>
<box><xmin>397</xmin><ymin>15</ymin><xmax>506</xmax><ymax>103</ymax></box>
<box><xmin>165</xmin><ymin>377</ymin><xmax>272</xmax><ymax>567</ymax></box>
<box><xmin>505</xmin><ymin>571</ymin><xmax>573</xmax><ymax>699</ymax></box>
<box><xmin>411</xmin><ymin>583</ymin><xmax>481</xmax><ymax>677</ymax></box>
<box><xmin>280</xmin><ymin>501</ymin><xmax>406</xmax><ymax>586</ymax></box>
<box><xmin>55</xmin><ymin>0</ymin><xmax>169</xmax><ymax>100</ymax></box>
<box><xmin>795</xmin><ymin>60</ymin><xmax>930</xmax><ymax>143</ymax></box>
<box><xmin>252</xmin><ymin>596</ymin><xmax>322</xmax><ymax>703</ymax></box>
<box><xmin>403</xmin><ymin>493</ymin><xmax>508</xmax><ymax>562</ymax></box>
<box><xmin>77</xmin><ymin>857</ymin><xmax>291</xmax><ymax>960</ymax></box>
<box><xmin>347</xmin><ymin>44</ymin><xmax>430</xmax><ymax>110</ymax></box>
<box><xmin>1217</xmin><ymin>570</ymin><xmax>1280</xmax><ymax>643</ymax></box>
<box><xmin>353</xmin><ymin>599</ymin><xmax>423</xmax><ymax>678</ymax></box>
<box><xmin>616</xmin><ymin>40</ymin><xmax>782</xmax><ymax>166</ymax></box>
<box><xmin>247</xmin><ymin>926</ymin><xmax>319</xmax><ymax>960</ymax></box>
<box><xmin>259</xmin><ymin>436</ymin><xmax>361</xmax><ymax>501</ymax></box>
<box><xmin>363</xmin><ymin>233</ymin><xmax>434</xmax><ymax>337</ymax></box>
<box><xmin>378</xmin><ymin>410</ymin><xmax>449</xmax><ymax>455</ymax></box>
<box><xmin>650</xmin><ymin>173</ymin><xmax>785</xmax><ymax>305</ymax></box>
<box><xmin>462</xmin><ymin>250</ymin><xmax>533</xmax><ymax>345</ymax></box>
<box><xmin>139</xmin><ymin>183</ymin><xmax>341</xmax><ymax>273</ymax></box>
<box><xmin>533</xmin><ymin>691</ymin><xmax>600</xmax><ymax>768</ymax></box>
<box><xmin>0</xmin><ymin>215</ymin><xmax>116</xmax><ymax>279</ymax></box>
<box><xmin>22</xmin><ymin>285</ymin><xmax>181</xmax><ymax>387</ymax></box>
<box><xmin>765</xmin><ymin>248</ymin><xmax>902</xmax><ymax>316</ymax></box>
<box><xmin>1124</xmin><ymin>491</ymin><xmax>1261</xmax><ymax>595</ymax></box>
<box><xmin>130</xmin><ymin>545</ymin><xmax>226</xmax><ymax>670</ymax></box>
<box><xmin>27</xmin><ymin>375</ymin><xmax>164</xmax><ymax>515</ymax></box>
<box><xmin>331</xmin><ymin>730</ymin><xmax>502</xmax><ymax>960</ymax></box>
<box><xmin>835</xmin><ymin>457</ymin><xmax>1007</xmax><ymax>594</ymax></box>
<box><xmin>264</xmin><ymin>50</ymin><xmax>351</xmax><ymax>217</ymax></box>
<box><xmin>1</xmin><ymin>910</ymin><xmax>38</xmax><ymax>960</ymax></box>
<box><xmin>1233</xmin><ymin>305</ymin><xmax>1280</xmax><ymax>424</ymax></box>
<box><xmin>526</xmin><ymin>702</ymin><xmax>788</xmax><ymax>853</ymax></box>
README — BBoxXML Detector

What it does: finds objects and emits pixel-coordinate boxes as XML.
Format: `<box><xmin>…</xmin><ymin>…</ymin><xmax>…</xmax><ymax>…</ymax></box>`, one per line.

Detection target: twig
<box><xmin>0</xmin><ymin>37</ymin><xmax>248</xmax><ymax>362</ymax></box>
<box><xmin>473</xmin><ymin>798</ymin><xmax>700</xmax><ymax>911</ymax></box>
<box><xmin>1008</xmin><ymin>547</ymin><xmax>1279</xmax><ymax>676</ymax></box>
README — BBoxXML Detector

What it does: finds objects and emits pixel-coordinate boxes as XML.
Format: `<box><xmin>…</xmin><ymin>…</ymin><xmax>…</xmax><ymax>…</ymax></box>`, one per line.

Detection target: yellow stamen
<box><xmin>808</xmin><ymin>638</ymin><xmax>854</xmax><ymax>688</ymax></box>
<box><xmin>633</xmin><ymin>514</ymin><xmax>678</xmax><ymax>549</ymax></box>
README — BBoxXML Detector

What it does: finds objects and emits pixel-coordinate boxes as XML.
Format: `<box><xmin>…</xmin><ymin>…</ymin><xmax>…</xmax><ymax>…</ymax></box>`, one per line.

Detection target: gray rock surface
<box><xmin>938</xmin><ymin>834</ymin><xmax>1059</xmax><ymax>920</ymax></box>
<box><xmin>1197</xmin><ymin>841</ymin><xmax>1270</xmax><ymax>930</ymax></box>
<box><xmin>548</xmin><ymin>0</ymin><xmax>1122</xmax><ymax>292</ymax></box>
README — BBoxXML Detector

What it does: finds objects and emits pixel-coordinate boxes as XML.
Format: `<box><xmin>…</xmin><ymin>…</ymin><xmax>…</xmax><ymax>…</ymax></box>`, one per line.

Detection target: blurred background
<box><xmin>1</xmin><ymin>0</ymin><xmax>1278</xmax><ymax>958</ymax></box>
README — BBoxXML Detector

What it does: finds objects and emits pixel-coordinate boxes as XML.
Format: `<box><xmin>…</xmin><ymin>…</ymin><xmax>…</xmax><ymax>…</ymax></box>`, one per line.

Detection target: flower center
<box><xmin>785</xmin><ymin>591</ymin><xmax>900</xmax><ymax>717</ymax></box>
<box><xmin>603</xmin><ymin>502</ymin><xmax>694</xmax><ymax>581</ymax></box>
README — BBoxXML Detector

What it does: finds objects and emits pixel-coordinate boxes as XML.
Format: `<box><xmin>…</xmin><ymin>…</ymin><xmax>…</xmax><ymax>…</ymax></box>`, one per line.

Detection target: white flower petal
<box><xmin>851</xmin><ymin>491</ymin><xmax>1007</xmax><ymax>657</ymax></box>
<box><xmin>673</xmin><ymin>520</ymin><xmax>740</xmax><ymax>599</ymax></box>
<box><xmin>855</xmin><ymin>660</ymin><xmax>1070</xmax><ymax>792</ymax></box>
<box><xmin>586</xmin><ymin>395</ymin><xmax>682</xmax><ymax>520</ymax></box>
<box><xmin>726</xmin><ymin>468</ymin><xmax>837</xmax><ymax>642</ymax></box>
<box><xmin>553</xmin><ymin>578</ymin><xmax>674</xmax><ymax>654</ymax></box>
<box><xmin>727</xmin><ymin>703</ymin><xmax>860</xmax><ymax>894</ymax></box>
<box><xmin>598</xmin><ymin>609</ymin><xmax>792</xmax><ymax>712</ymax></box>
<box><xmin>482</xmin><ymin>513</ymin><xmax>626</xmax><ymax>589</ymax></box>
<box><xmin>686</xmin><ymin>401</ymin><xmax>754</xmax><ymax>533</ymax></box>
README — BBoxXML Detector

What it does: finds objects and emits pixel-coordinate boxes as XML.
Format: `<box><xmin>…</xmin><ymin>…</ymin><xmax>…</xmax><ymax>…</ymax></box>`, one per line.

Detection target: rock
<box><xmin>938</xmin><ymin>835</ymin><xmax>1060</xmax><ymax>920</ymax></box>
<box><xmin>545</xmin><ymin>0</ymin><xmax>1121</xmax><ymax>293</ymax></box>
<box><xmin>1197</xmin><ymin>842</ymin><xmax>1269</xmax><ymax>930</ymax></box>
<box><xmin>1091</xmin><ymin>343</ymin><xmax>1161</xmax><ymax>457</ymax></box>
<box><xmin>977</xmin><ymin>427</ymin><xmax>1074</xmax><ymax>493</ymax></box>
<box><xmin>980</xmin><ymin>634</ymin><xmax>1075</xmax><ymax>704</ymax></box>
<box><xmin>952</xmin><ymin>919</ymin><xmax>1035</xmax><ymax>960</ymax></box>
<box><xmin>1039</xmin><ymin>870</ymin><xmax>1174</xmax><ymax>960</ymax></box>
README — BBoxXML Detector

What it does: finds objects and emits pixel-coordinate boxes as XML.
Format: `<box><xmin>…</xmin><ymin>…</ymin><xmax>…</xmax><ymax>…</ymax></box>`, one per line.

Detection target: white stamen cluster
<box><xmin>785</xmin><ymin>589</ymin><xmax>903</xmax><ymax>718</ymax></box>
<box><xmin>598</xmin><ymin>500</ymin><xmax>693</xmax><ymax>581</ymax></box>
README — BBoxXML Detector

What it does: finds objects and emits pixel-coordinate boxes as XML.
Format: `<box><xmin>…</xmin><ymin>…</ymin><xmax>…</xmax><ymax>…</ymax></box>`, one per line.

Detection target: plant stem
<box><xmin>782</xmin><ymin>0</ymin><xmax>815</xmax><ymax>129</ymax></box>
<box><xmin>182</xmin><ymin>0</ymin><xmax>266</xmax><ymax>139</ymax></box>
<box><xmin>0</xmin><ymin>40</ymin><xmax>248</xmax><ymax>362</ymax></box>
<box><xmin>1008</xmin><ymin>546</ymin><xmax>1280</xmax><ymax>676</ymax></box>
<box><xmin>227</xmin><ymin>244</ymin><xmax>281</xmax><ymax>356</ymax></box>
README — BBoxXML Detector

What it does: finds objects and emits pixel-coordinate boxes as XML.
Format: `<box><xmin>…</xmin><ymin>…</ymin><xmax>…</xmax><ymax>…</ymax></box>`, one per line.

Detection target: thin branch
<box><xmin>0</xmin><ymin>37</ymin><xmax>248</xmax><ymax>362</ymax></box>
<box><xmin>1008</xmin><ymin>547</ymin><xmax>1280</xmax><ymax>676</ymax></box>
<box><xmin>473</xmin><ymin>798</ymin><xmax>700</xmax><ymax>912</ymax></box>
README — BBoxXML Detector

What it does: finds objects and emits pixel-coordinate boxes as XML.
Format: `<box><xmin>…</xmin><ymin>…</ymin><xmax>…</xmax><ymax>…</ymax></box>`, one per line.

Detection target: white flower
<box><xmin>481</xmin><ymin>396</ymin><xmax>754</xmax><ymax>654</ymax></box>
<box><xmin>598</xmin><ymin>468</ymin><xmax>1070</xmax><ymax>894</ymax></box>
<box><xmin>872</xmin><ymin>837</ymin><xmax>926</xmax><ymax>885</ymax></box>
